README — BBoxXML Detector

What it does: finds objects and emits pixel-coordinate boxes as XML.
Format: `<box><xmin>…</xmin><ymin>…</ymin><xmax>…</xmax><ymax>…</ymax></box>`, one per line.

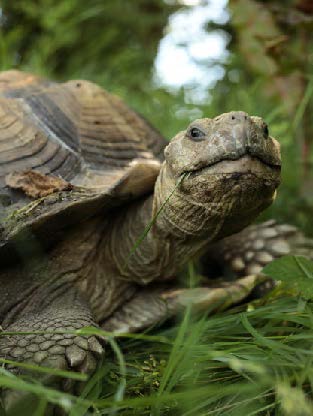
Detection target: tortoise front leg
<box><xmin>0</xmin><ymin>289</ymin><xmax>104</xmax><ymax>415</ymax></box>
<box><xmin>102</xmin><ymin>275</ymin><xmax>266</xmax><ymax>334</ymax></box>
<box><xmin>202</xmin><ymin>220</ymin><xmax>313</xmax><ymax>278</ymax></box>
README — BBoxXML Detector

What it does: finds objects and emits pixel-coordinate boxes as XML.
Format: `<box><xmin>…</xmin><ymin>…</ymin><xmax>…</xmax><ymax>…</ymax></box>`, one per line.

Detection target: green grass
<box><xmin>79</xmin><ymin>287</ymin><xmax>313</xmax><ymax>416</ymax></box>
<box><xmin>2</xmin><ymin>259</ymin><xmax>313</xmax><ymax>415</ymax></box>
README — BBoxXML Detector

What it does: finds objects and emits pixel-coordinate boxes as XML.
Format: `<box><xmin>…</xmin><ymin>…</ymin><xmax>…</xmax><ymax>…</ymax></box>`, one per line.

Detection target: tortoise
<box><xmin>0</xmin><ymin>70</ymin><xmax>309</xmax><ymax>413</ymax></box>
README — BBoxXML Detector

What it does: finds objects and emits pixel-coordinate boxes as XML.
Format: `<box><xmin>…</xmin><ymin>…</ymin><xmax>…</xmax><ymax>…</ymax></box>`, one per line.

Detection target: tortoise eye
<box><xmin>189</xmin><ymin>127</ymin><xmax>205</xmax><ymax>140</ymax></box>
<box><xmin>263</xmin><ymin>124</ymin><xmax>269</xmax><ymax>138</ymax></box>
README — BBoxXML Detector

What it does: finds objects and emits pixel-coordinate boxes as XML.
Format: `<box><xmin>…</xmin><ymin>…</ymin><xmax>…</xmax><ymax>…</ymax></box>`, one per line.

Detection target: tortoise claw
<box><xmin>65</xmin><ymin>344</ymin><xmax>87</xmax><ymax>367</ymax></box>
<box><xmin>88</xmin><ymin>336</ymin><xmax>104</xmax><ymax>358</ymax></box>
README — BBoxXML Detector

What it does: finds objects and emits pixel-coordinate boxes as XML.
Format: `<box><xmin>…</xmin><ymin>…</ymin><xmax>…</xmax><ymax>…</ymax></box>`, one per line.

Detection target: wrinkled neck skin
<box><xmin>107</xmin><ymin>161</ymin><xmax>274</xmax><ymax>285</ymax></box>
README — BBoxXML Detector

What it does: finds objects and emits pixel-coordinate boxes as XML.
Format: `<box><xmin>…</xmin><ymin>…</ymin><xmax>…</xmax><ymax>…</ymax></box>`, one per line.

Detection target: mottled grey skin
<box><xmin>0</xmin><ymin>111</ymin><xmax>282</xmax><ymax>413</ymax></box>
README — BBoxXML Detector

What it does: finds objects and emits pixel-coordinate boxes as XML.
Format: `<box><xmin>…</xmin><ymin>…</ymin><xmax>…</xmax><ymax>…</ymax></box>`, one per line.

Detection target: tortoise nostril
<box><xmin>230</xmin><ymin>112</ymin><xmax>249</xmax><ymax>122</ymax></box>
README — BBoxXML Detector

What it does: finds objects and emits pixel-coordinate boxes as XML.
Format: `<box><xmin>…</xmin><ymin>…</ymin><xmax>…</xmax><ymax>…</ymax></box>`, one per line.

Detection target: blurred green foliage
<box><xmin>0</xmin><ymin>0</ymin><xmax>312</xmax><ymax>232</ymax></box>
<box><xmin>0</xmin><ymin>0</ymin><xmax>175</xmax><ymax>90</ymax></box>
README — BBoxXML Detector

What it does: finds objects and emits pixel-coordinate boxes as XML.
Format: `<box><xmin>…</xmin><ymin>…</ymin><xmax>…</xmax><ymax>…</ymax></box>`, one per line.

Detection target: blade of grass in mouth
<box><xmin>123</xmin><ymin>172</ymin><xmax>188</xmax><ymax>271</ymax></box>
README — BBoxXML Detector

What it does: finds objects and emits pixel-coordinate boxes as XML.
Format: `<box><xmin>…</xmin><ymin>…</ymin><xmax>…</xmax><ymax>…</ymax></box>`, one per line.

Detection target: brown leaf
<box><xmin>5</xmin><ymin>170</ymin><xmax>73</xmax><ymax>199</ymax></box>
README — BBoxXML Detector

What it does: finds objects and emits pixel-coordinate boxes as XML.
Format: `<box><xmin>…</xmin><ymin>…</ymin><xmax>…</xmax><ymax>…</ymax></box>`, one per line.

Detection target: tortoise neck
<box><xmin>107</xmin><ymin>164</ymin><xmax>214</xmax><ymax>285</ymax></box>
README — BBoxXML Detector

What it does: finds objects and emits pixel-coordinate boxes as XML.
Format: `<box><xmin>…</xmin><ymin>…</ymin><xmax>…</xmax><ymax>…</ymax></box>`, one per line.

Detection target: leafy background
<box><xmin>0</xmin><ymin>0</ymin><xmax>313</xmax><ymax>415</ymax></box>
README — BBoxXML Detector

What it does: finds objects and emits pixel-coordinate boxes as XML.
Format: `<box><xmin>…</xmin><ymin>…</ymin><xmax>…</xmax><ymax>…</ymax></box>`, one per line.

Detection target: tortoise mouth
<box><xmin>184</xmin><ymin>154</ymin><xmax>281</xmax><ymax>179</ymax></box>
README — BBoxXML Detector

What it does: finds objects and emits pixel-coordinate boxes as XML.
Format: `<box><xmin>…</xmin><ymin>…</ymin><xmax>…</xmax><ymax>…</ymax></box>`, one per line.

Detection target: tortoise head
<box><xmin>156</xmin><ymin>111</ymin><xmax>281</xmax><ymax>240</ymax></box>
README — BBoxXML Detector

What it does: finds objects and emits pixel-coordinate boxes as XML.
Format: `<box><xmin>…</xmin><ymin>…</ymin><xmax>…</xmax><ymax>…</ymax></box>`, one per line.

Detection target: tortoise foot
<box><xmin>0</xmin><ymin>296</ymin><xmax>104</xmax><ymax>415</ymax></box>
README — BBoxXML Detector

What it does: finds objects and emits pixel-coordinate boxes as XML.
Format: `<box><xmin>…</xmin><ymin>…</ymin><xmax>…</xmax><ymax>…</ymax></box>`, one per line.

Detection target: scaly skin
<box><xmin>0</xmin><ymin>111</ymin><xmax>281</xmax><ymax>414</ymax></box>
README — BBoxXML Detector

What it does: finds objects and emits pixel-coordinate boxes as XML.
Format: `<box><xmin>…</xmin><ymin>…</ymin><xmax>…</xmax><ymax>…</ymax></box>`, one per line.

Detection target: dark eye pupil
<box><xmin>190</xmin><ymin>128</ymin><xmax>203</xmax><ymax>138</ymax></box>
<box><xmin>263</xmin><ymin>124</ymin><xmax>269</xmax><ymax>137</ymax></box>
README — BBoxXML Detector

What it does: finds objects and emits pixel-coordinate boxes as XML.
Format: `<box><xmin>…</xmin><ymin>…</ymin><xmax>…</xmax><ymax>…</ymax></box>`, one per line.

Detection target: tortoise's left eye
<box><xmin>263</xmin><ymin>124</ymin><xmax>269</xmax><ymax>138</ymax></box>
<box><xmin>189</xmin><ymin>127</ymin><xmax>205</xmax><ymax>140</ymax></box>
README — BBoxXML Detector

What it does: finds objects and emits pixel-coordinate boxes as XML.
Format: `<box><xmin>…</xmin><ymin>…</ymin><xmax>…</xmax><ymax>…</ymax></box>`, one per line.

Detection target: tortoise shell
<box><xmin>0</xmin><ymin>70</ymin><xmax>166</xmax><ymax>255</ymax></box>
